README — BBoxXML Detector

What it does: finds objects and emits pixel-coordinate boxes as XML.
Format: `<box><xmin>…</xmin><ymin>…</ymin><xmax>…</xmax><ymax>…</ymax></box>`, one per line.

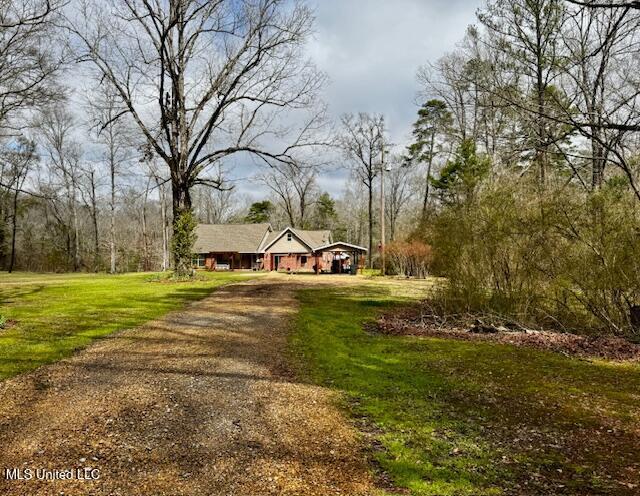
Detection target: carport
<box><xmin>312</xmin><ymin>242</ymin><xmax>368</xmax><ymax>275</ymax></box>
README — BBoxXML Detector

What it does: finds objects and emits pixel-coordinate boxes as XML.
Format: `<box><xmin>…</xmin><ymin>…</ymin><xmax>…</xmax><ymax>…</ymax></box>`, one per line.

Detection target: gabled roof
<box><xmin>260</xmin><ymin>227</ymin><xmax>332</xmax><ymax>252</ymax></box>
<box><xmin>194</xmin><ymin>223</ymin><xmax>272</xmax><ymax>253</ymax></box>
<box><xmin>260</xmin><ymin>230</ymin><xmax>280</xmax><ymax>250</ymax></box>
<box><xmin>294</xmin><ymin>229</ymin><xmax>333</xmax><ymax>249</ymax></box>
<box><xmin>315</xmin><ymin>241</ymin><xmax>368</xmax><ymax>252</ymax></box>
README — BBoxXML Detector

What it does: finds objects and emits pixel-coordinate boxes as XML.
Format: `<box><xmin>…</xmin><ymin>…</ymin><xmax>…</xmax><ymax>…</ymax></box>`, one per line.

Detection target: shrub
<box><xmin>386</xmin><ymin>240</ymin><xmax>433</xmax><ymax>278</ymax></box>
<box><xmin>171</xmin><ymin>209</ymin><xmax>197</xmax><ymax>277</ymax></box>
<box><xmin>426</xmin><ymin>175</ymin><xmax>640</xmax><ymax>336</ymax></box>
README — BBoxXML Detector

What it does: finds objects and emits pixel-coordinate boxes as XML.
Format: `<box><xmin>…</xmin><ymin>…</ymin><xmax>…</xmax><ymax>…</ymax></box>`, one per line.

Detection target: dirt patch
<box><xmin>371</xmin><ymin>303</ymin><xmax>640</xmax><ymax>361</ymax></box>
<box><xmin>0</xmin><ymin>318</ymin><xmax>18</xmax><ymax>330</ymax></box>
<box><xmin>0</xmin><ymin>279</ymin><xmax>375</xmax><ymax>495</ymax></box>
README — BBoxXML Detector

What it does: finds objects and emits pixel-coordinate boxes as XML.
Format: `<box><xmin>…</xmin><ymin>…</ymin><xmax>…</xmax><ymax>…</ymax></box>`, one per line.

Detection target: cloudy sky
<box><xmin>309</xmin><ymin>0</ymin><xmax>479</xmax><ymax>140</ymax></box>
<box><xmin>235</xmin><ymin>0</ymin><xmax>480</xmax><ymax>198</ymax></box>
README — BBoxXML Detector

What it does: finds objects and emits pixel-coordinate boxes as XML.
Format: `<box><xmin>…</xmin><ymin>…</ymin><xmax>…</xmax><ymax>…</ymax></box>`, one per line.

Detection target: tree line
<box><xmin>0</xmin><ymin>0</ymin><xmax>425</xmax><ymax>274</ymax></box>
<box><xmin>3</xmin><ymin>0</ymin><xmax>640</xmax><ymax>337</ymax></box>
<box><xmin>403</xmin><ymin>0</ymin><xmax>640</xmax><ymax>336</ymax></box>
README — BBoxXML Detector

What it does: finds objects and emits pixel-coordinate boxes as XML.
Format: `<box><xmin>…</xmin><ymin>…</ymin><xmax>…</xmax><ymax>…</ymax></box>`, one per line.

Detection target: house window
<box><xmin>287</xmin><ymin>232</ymin><xmax>292</xmax><ymax>242</ymax></box>
<box><xmin>192</xmin><ymin>254</ymin><xmax>206</xmax><ymax>268</ymax></box>
<box><xmin>301</xmin><ymin>255</ymin><xmax>307</xmax><ymax>265</ymax></box>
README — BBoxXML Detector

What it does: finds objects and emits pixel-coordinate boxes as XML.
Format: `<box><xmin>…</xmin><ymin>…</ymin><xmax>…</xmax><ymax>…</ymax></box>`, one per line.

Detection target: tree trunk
<box><xmin>299</xmin><ymin>197</ymin><xmax>306</xmax><ymax>229</ymax></box>
<box><xmin>536</xmin><ymin>87</ymin><xmax>546</xmax><ymax>188</ymax></box>
<box><xmin>286</xmin><ymin>204</ymin><xmax>296</xmax><ymax>228</ymax></box>
<box><xmin>389</xmin><ymin>219</ymin><xmax>395</xmax><ymax>242</ymax></box>
<box><xmin>71</xmin><ymin>180</ymin><xmax>81</xmax><ymax>272</ymax></box>
<box><xmin>90</xmin><ymin>172</ymin><xmax>100</xmax><ymax>271</ymax></box>
<box><xmin>535</xmin><ymin>13</ymin><xmax>547</xmax><ymax>190</ymax></box>
<box><xmin>141</xmin><ymin>193</ymin><xmax>149</xmax><ymax>272</ymax></box>
<box><xmin>8</xmin><ymin>189</ymin><xmax>19</xmax><ymax>273</ymax></box>
<box><xmin>368</xmin><ymin>180</ymin><xmax>373</xmax><ymax>269</ymax></box>
<box><xmin>422</xmin><ymin>131</ymin><xmax>435</xmax><ymax>217</ymax></box>
<box><xmin>158</xmin><ymin>180</ymin><xmax>169</xmax><ymax>271</ymax></box>
<box><xmin>591</xmin><ymin>131</ymin><xmax>604</xmax><ymax>189</ymax></box>
<box><xmin>0</xmin><ymin>204</ymin><xmax>6</xmax><ymax>269</ymax></box>
<box><xmin>109</xmin><ymin>155</ymin><xmax>116</xmax><ymax>274</ymax></box>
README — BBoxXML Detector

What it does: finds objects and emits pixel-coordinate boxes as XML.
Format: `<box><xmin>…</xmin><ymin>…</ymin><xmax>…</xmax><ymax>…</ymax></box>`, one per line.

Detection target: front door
<box><xmin>274</xmin><ymin>255</ymin><xmax>281</xmax><ymax>271</ymax></box>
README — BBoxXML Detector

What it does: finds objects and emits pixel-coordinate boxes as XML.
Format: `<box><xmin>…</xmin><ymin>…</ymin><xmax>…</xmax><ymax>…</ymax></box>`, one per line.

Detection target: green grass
<box><xmin>361</xmin><ymin>268</ymin><xmax>382</xmax><ymax>277</ymax></box>
<box><xmin>290</xmin><ymin>282</ymin><xmax>640</xmax><ymax>495</ymax></box>
<box><xmin>0</xmin><ymin>271</ymin><xmax>258</xmax><ymax>380</ymax></box>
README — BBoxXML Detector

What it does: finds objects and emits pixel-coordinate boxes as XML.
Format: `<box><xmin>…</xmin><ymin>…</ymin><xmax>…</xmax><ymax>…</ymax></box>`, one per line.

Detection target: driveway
<box><xmin>0</xmin><ymin>279</ymin><xmax>375</xmax><ymax>495</ymax></box>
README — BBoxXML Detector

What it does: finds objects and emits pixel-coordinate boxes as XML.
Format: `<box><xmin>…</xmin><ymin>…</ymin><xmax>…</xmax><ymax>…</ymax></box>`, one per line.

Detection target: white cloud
<box><xmin>308</xmin><ymin>0</ymin><xmax>479</xmax><ymax>144</ymax></box>
<box><xmin>234</xmin><ymin>0</ymin><xmax>480</xmax><ymax>197</ymax></box>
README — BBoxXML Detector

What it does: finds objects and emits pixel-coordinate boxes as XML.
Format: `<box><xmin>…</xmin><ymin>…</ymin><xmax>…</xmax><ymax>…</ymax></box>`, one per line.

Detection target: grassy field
<box><xmin>0</xmin><ymin>271</ymin><xmax>258</xmax><ymax>380</ymax></box>
<box><xmin>291</xmin><ymin>281</ymin><xmax>640</xmax><ymax>496</ymax></box>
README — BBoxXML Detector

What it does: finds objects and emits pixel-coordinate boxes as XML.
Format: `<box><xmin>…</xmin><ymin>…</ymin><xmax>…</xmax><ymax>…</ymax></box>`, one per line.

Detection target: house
<box><xmin>192</xmin><ymin>223</ymin><xmax>367</xmax><ymax>273</ymax></box>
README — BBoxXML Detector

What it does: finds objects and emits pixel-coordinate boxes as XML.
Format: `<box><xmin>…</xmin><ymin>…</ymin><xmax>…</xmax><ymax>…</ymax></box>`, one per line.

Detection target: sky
<box><xmin>63</xmin><ymin>0</ymin><xmax>480</xmax><ymax>201</ymax></box>
<box><xmin>234</xmin><ymin>0</ymin><xmax>481</xmax><ymax>198</ymax></box>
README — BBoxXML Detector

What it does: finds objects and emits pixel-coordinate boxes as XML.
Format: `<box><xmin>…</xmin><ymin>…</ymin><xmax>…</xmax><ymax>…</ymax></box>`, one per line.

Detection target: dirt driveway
<box><xmin>0</xmin><ymin>278</ymin><xmax>375</xmax><ymax>495</ymax></box>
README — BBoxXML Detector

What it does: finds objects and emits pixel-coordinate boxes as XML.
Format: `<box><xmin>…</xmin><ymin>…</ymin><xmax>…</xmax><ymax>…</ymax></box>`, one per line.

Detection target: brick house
<box><xmin>192</xmin><ymin>223</ymin><xmax>367</xmax><ymax>274</ymax></box>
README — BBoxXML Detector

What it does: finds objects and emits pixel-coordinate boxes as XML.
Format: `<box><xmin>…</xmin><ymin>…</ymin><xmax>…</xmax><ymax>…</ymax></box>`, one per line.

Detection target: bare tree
<box><xmin>260</xmin><ymin>162</ymin><xmax>317</xmax><ymax>228</ymax></box>
<box><xmin>560</xmin><ymin>4</ymin><xmax>640</xmax><ymax>189</ymax></box>
<box><xmin>78</xmin><ymin>164</ymin><xmax>101</xmax><ymax>271</ymax></box>
<box><xmin>146</xmin><ymin>162</ymin><xmax>171</xmax><ymax>271</ymax></box>
<box><xmin>478</xmin><ymin>0</ymin><xmax>568</xmax><ymax>187</ymax></box>
<box><xmin>38</xmin><ymin>104</ymin><xmax>83</xmax><ymax>271</ymax></box>
<box><xmin>337</xmin><ymin>177</ymin><xmax>369</xmax><ymax>247</ymax></box>
<box><xmin>158</xmin><ymin>178</ymin><xmax>170</xmax><ymax>271</ymax></box>
<box><xmin>418</xmin><ymin>52</ymin><xmax>477</xmax><ymax>145</ymax></box>
<box><xmin>385</xmin><ymin>162</ymin><xmax>413</xmax><ymax>241</ymax></box>
<box><xmin>340</xmin><ymin>113</ymin><xmax>384</xmax><ymax>267</ymax></box>
<box><xmin>89</xmin><ymin>83</ymin><xmax>135</xmax><ymax>273</ymax></box>
<box><xmin>0</xmin><ymin>0</ymin><xmax>62</xmax><ymax>134</ymax></box>
<box><xmin>67</xmin><ymin>0</ymin><xmax>326</xmax><ymax>275</ymax></box>
<box><xmin>566</xmin><ymin>1</ymin><xmax>640</xmax><ymax>8</ymax></box>
<box><xmin>192</xmin><ymin>165</ymin><xmax>237</xmax><ymax>224</ymax></box>
<box><xmin>2</xmin><ymin>138</ymin><xmax>37</xmax><ymax>272</ymax></box>
<box><xmin>139</xmin><ymin>177</ymin><xmax>152</xmax><ymax>271</ymax></box>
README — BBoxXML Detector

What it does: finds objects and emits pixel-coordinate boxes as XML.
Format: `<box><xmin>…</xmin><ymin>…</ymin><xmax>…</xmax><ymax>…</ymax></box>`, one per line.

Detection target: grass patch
<box><xmin>361</xmin><ymin>268</ymin><xmax>382</xmax><ymax>277</ymax></box>
<box><xmin>290</xmin><ymin>282</ymin><xmax>640</xmax><ymax>495</ymax></box>
<box><xmin>0</xmin><ymin>270</ymin><xmax>258</xmax><ymax>380</ymax></box>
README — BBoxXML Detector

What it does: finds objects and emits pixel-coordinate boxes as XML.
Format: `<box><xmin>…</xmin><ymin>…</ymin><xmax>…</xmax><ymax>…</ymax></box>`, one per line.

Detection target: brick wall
<box><xmin>265</xmin><ymin>253</ymin><xmax>326</xmax><ymax>273</ymax></box>
<box><xmin>255</xmin><ymin>252</ymin><xmax>366</xmax><ymax>273</ymax></box>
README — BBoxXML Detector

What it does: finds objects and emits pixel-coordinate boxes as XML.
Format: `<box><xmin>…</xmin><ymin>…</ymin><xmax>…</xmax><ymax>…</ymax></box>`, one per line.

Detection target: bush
<box><xmin>426</xmin><ymin>176</ymin><xmax>640</xmax><ymax>336</ymax></box>
<box><xmin>171</xmin><ymin>209</ymin><xmax>197</xmax><ymax>277</ymax></box>
<box><xmin>386</xmin><ymin>240</ymin><xmax>433</xmax><ymax>278</ymax></box>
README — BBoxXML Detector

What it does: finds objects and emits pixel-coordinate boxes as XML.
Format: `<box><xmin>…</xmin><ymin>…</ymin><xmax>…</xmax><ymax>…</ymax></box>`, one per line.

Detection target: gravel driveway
<box><xmin>0</xmin><ymin>279</ymin><xmax>375</xmax><ymax>495</ymax></box>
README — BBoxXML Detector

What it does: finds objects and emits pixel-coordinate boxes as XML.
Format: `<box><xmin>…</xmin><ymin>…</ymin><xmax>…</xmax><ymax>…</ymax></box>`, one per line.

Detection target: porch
<box><xmin>196</xmin><ymin>252</ymin><xmax>262</xmax><ymax>271</ymax></box>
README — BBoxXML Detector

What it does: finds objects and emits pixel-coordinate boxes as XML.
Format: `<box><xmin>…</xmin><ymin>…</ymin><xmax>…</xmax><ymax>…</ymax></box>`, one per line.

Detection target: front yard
<box><xmin>1</xmin><ymin>272</ymin><xmax>638</xmax><ymax>495</ymax></box>
<box><xmin>290</xmin><ymin>281</ymin><xmax>640</xmax><ymax>495</ymax></box>
<box><xmin>0</xmin><ymin>271</ymin><xmax>257</xmax><ymax>380</ymax></box>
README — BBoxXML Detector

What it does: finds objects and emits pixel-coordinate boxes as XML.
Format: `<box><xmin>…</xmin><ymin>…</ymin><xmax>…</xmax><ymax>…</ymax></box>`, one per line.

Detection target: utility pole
<box><xmin>380</xmin><ymin>137</ymin><xmax>386</xmax><ymax>276</ymax></box>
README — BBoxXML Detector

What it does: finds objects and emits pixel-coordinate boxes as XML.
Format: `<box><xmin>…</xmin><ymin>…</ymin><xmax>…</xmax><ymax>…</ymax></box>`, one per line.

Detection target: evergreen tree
<box><xmin>245</xmin><ymin>201</ymin><xmax>274</xmax><ymax>224</ymax></box>
<box><xmin>314</xmin><ymin>192</ymin><xmax>338</xmax><ymax>229</ymax></box>
<box><xmin>431</xmin><ymin>139</ymin><xmax>490</xmax><ymax>205</ymax></box>
<box><xmin>408</xmin><ymin>99</ymin><xmax>452</xmax><ymax>215</ymax></box>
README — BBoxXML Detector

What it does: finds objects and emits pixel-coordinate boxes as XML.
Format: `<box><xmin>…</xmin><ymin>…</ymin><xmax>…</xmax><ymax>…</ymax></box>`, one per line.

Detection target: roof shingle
<box><xmin>292</xmin><ymin>229</ymin><xmax>332</xmax><ymax>249</ymax></box>
<box><xmin>193</xmin><ymin>224</ymin><xmax>271</xmax><ymax>253</ymax></box>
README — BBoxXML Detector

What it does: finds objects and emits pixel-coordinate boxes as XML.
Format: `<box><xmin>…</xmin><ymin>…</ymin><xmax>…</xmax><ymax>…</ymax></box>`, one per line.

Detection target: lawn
<box><xmin>291</xmin><ymin>281</ymin><xmax>640</xmax><ymax>496</ymax></box>
<box><xmin>0</xmin><ymin>271</ymin><xmax>258</xmax><ymax>380</ymax></box>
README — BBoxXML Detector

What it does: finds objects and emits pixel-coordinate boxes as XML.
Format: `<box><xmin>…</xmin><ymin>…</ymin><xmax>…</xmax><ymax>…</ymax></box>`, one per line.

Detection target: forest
<box><xmin>1</xmin><ymin>0</ymin><xmax>640</xmax><ymax>336</ymax></box>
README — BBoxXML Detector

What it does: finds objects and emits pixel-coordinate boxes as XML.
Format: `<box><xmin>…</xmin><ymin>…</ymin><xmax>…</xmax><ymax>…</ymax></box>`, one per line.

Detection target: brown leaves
<box><xmin>372</xmin><ymin>302</ymin><xmax>640</xmax><ymax>361</ymax></box>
